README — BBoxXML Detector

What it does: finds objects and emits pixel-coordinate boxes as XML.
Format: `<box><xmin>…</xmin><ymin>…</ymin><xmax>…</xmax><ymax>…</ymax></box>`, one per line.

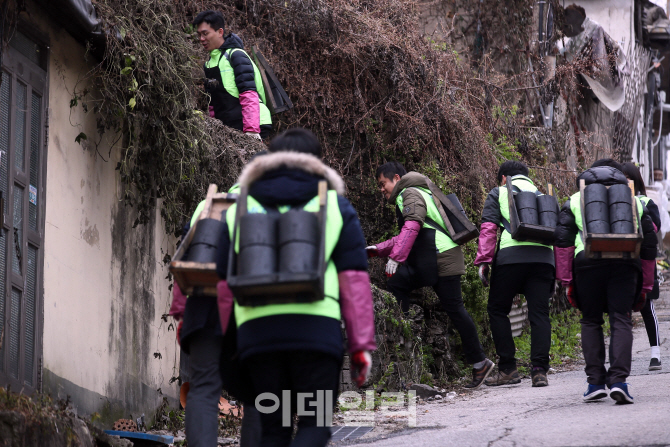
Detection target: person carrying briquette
<box><xmin>622</xmin><ymin>162</ymin><xmax>663</xmax><ymax>371</ymax></box>
<box><xmin>169</xmin><ymin>199</ymin><xmax>262</xmax><ymax>447</ymax></box>
<box><xmin>474</xmin><ymin>160</ymin><xmax>554</xmax><ymax>388</ymax></box>
<box><xmin>554</xmin><ymin>159</ymin><xmax>657</xmax><ymax>404</ymax></box>
<box><xmin>366</xmin><ymin>162</ymin><xmax>494</xmax><ymax>389</ymax></box>
<box><xmin>215</xmin><ymin>128</ymin><xmax>376</xmax><ymax>446</ymax></box>
<box><xmin>194</xmin><ymin>10</ymin><xmax>272</xmax><ymax>140</ymax></box>
<box><xmin>168</xmin><ymin>150</ymin><xmax>269</xmax><ymax>447</ymax></box>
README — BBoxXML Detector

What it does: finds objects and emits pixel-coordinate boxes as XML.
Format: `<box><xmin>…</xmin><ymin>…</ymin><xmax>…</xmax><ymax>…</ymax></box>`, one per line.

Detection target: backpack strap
<box><xmin>222</xmin><ymin>49</ymin><xmax>266</xmax><ymax>106</ymax></box>
<box><xmin>423</xmin><ymin>216</ymin><xmax>450</xmax><ymax>238</ymax></box>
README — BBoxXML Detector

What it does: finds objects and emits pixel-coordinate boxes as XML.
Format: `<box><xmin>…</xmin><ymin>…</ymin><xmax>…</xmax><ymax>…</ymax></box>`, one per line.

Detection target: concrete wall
<box><xmin>572</xmin><ymin>0</ymin><xmax>633</xmax><ymax>46</ymax></box>
<box><xmin>25</xmin><ymin>1</ymin><xmax>179</xmax><ymax>423</ymax></box>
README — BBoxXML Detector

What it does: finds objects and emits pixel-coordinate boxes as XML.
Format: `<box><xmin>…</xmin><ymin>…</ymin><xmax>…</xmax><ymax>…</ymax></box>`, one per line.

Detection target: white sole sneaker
<box><xmin>583</xmin><ymin>388</ymin><xmax>608</xmax><ymax>402</ymax></box>
<box><xmin>610</xmin><ymin>387</ymin><xmax>634</xmax><ymax>404</ymax></box>
<box><xmin>649</xmin><ymin>358</ymin><xmax>662</xmax><ymax>371</ymax></box>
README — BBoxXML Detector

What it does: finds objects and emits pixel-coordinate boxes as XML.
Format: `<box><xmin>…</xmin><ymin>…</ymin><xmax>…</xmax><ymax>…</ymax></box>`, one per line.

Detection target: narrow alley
<box><xmin>345</xmin><ymin>287</ymin><xmax>670</xmax><ymax>447</ymax></box>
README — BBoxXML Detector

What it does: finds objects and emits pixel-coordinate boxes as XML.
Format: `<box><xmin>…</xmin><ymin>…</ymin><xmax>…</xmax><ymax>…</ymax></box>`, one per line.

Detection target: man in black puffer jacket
<box><xmin>194</xmin><ymin>10</ymin><xmax>272</xmax><ymax>139</ymax></box>
<box><xmin>554</xmin><ymin>159</ymin><xmax>657</xmax><ymax>405</ymax></box>
<box><xmin>215</xmin><ymin>129</ymin><xmax>376</xmax><ymax>447</ymax></box>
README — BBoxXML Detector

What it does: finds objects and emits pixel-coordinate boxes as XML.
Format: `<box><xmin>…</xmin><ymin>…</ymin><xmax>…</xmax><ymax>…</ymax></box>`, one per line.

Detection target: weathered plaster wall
<box><xmin>571</xmin><ymin>0</ymin><xmax>633</xmax><ymax>46</ymax></box>
<box><xmin>25</xmin><ymin>0</ymin><xmax>179</xmax><ymax>423</ymax></box>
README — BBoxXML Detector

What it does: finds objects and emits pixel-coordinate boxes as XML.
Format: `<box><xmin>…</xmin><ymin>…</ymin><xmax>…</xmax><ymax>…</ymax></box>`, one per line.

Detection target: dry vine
<box><xmin>81</xmin><ymin>0</ymin><xmax>602</xmax><ymax>383</ymax></box>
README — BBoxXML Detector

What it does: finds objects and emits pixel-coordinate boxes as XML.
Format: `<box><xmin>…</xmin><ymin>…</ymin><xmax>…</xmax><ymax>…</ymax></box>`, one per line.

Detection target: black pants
<box><xmin>487</xmin><ymin>263</ymin><xmax>554</xmax><ymax>372</ymax></box>
<box><xmin>575</xmin><ymin>262</ymin><xmax>637</xmax><ymax>385</ymax></box>
<box><xmin>387</xmin><ymin>267</ymin><xmax>485</xmax><ymax>364</ymax></box>
<box><xmin>185</xmin><ymin>318</ymin><xmax>259</xmax><ymax>447</ymax></box>
<box><xmin>245</xmin><ymin>351</ymin><xmax>341</xmax><ymax>447</ymax></box>
<box><xmin>640</xmin><ymin>296</ymin><xmax>660</xmax><ymax>347</ymax></box>
<box><xmin>185</xmin><ymin>328</ymin><xmax>224</xmax><ymax>447</ymax></box>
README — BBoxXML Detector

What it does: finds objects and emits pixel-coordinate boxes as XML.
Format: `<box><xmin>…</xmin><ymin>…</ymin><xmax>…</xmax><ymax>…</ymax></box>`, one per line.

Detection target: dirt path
<box><xmin>343</xmin><ymin>286</ymin><xmax>670</xmax><ymax>447</ymax></box>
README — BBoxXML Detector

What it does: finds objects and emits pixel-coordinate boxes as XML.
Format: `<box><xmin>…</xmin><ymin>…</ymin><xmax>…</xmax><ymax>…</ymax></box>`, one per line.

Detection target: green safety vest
<box><xmin>498</xmin><ymin>175</ymin><xmax>553</xmax><ymax>251</ymax></box>
<box><xmin>206</xmin><ymin>48</ymin><xmax>272</xmax><ymax>126</ymax></box>
<box><xmin>226</xmin><ymin>191</ymin><xmax>343</xmax><ymax>327</ymax></box>
<box><xmin>396</xmin><ymin>187</ymin><xmax>457</xmax><ymax>253</ymax></box>
<box><xmin>190</xmin><ymin>185</ymin><xmax>238</xmax><ymax>227</ymax></box>
<box><xmin>190</xmin><ymin>200</ymin><xmax>206</xmax><ymax>227</ymax></box>
<box><xmin>569</xmin><ymin>190</ymin><xmax>644</xmax><ymax>256</ymax></box>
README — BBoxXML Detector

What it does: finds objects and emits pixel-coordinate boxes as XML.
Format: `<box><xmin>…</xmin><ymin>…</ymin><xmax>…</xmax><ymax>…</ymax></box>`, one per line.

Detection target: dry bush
<box><xmin>91</xmin><ymin>0</ymin><xmax>551</xmax><ymax>235</ymax></box>
<box><xmin>89</xmin><ymin>0</ymin><xmax>590</xmax><ymax>383</ymax></box>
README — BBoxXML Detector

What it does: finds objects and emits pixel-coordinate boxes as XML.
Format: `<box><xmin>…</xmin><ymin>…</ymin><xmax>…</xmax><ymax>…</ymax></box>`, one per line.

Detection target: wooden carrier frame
<box><xmin>169</xmin><ymin>184</ymin><xmax>237</xmax><ymax>295</ymax></box>
<box><xmin>579</xmin><ymin>179</ymin><xmax>642</xmax><ymax>259</ymax></box>
<box><xmin>505</xmin><ymin>178</ymin><xmax>557</xmax><ymax>245</ymax></box>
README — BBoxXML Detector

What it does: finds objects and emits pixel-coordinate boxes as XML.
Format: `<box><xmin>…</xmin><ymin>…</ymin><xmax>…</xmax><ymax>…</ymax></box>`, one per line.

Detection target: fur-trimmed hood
<box><xmin>238</xmin><ymin>151</ymin><xmax>346</xmax><ymax>195</ymax></box>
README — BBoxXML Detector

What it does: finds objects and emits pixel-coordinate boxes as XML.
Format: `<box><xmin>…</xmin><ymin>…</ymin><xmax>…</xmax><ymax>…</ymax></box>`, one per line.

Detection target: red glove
<box><xmin>633</xmin><ymin>293</ymin><xmax>647</xmax><ymax>312</ymax></box>
<box><xmin>566</xmin><ymin>283</ymin><xmax>578</xmax><ymax>309</ymax></box>
<box><xmin>478</xmin><ymin>264</ymin><xmax>490</xmax><ymax>287</ymax></box>
<box><xmin>350</xmin><ymin>351</ymin><xmax>372</xmax><ymax>388</ymax></box>
<box><xmin>365</xmin><ymin>246</ymin><xmax>379</xmax><ymax>258</ymax></box>
<box><xmin>176</xmin><ymin>321</ymin><xmax>183</xmax><ymax>346</ymax></box>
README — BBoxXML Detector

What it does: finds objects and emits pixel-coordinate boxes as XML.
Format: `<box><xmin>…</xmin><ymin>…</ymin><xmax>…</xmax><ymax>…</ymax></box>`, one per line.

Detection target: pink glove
<box><xmin>169</xmin><ymin>282</ymin><xmax>187</xmax><ymax>321</ymax></box>
<box><xmin>208</xmin><ymin>105</ymin><xmax>215</xmax><ymax>118</ymax></box>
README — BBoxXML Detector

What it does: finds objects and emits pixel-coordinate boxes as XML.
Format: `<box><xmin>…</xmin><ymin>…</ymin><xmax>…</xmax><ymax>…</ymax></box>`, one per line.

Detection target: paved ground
<box><xmin>346</xmin><ymin>286</ymin><xmax>670</xmax><ymax>447</ymax></box>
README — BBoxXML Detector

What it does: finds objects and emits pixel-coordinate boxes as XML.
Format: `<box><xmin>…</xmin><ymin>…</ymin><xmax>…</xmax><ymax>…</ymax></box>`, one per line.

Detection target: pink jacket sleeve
<box><xmin>217</xmin><ymin>280</ymin><xmax>235</xmax><ymax>335</ymax></box>
<box><xmin>641</xmin><ymin>259</ymin><xmax>655</xmax><ymax>294</ymax></box>
<box><xmin>375</xmin><ymin>220</ymin><xmax>421</xmax><ymax>261</ymax></box>
<box><xmin>375</xmin><ymin>237</ymin><xmax>394</xmax><ymax>257</ymax></box>
<box><xmin>554</xmin><ymin>246</ymin><xmax>574</xmax><ymax>285</ymax></box>
<box><xmin>474</xmin><ymin>222</ymin><xmax>498</xmax><ymax>266</ymax></box>
<box><xmin>389</xmin><ymin>220</ymin><xmax>421</xmax><ymax>263</ymax></box>
<box><xmin>339</xmin><ymin>270</ymin><xmax>377</xmax><ymax>353</ymax></box>
<box><xmin>239</xmin><ymin>90</ymin><xmax>261</xmax><ymax>133</ymax></box>
<box><xmin>169</xmin><ymin>282</ymin><xmax>187</xmax><ymax>320</ymax></box>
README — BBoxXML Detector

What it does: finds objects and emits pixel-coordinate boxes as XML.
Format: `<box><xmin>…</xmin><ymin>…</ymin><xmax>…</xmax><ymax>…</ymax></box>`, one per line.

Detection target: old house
<box><xmin>0</xmin><ymin>0</ymin><xmax>179</xmax><ymax>423</ymax></box>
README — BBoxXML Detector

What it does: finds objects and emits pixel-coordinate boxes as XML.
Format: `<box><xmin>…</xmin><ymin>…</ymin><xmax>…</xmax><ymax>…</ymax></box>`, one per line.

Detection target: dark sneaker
<box><xmin>531</xmin><ymin>367</ymin><xmax>548</xmax><ymax>387</ymax></box>
<box><xmin>649</xmin><ymin>358</ymin><xmax>662</xmax><ymax>371</ymax></box>
<box><xmin>583</xmin><ymin>383</ymin><xmax>608</xmax><ymax>402</ymax></box>
<box><xmin>609</xmin><ymin>382</ymin><xmax>634</xmax><ymax>404</ymax></box>
<box><xmin>463</xmin><ymin>359</ymin><xmax>495</xmax><ymax>389</ymax></box>
<box><xmin>484</xmin><ymin>368</ymin><xmax>521</xmax><ymax>386</ymax></box>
